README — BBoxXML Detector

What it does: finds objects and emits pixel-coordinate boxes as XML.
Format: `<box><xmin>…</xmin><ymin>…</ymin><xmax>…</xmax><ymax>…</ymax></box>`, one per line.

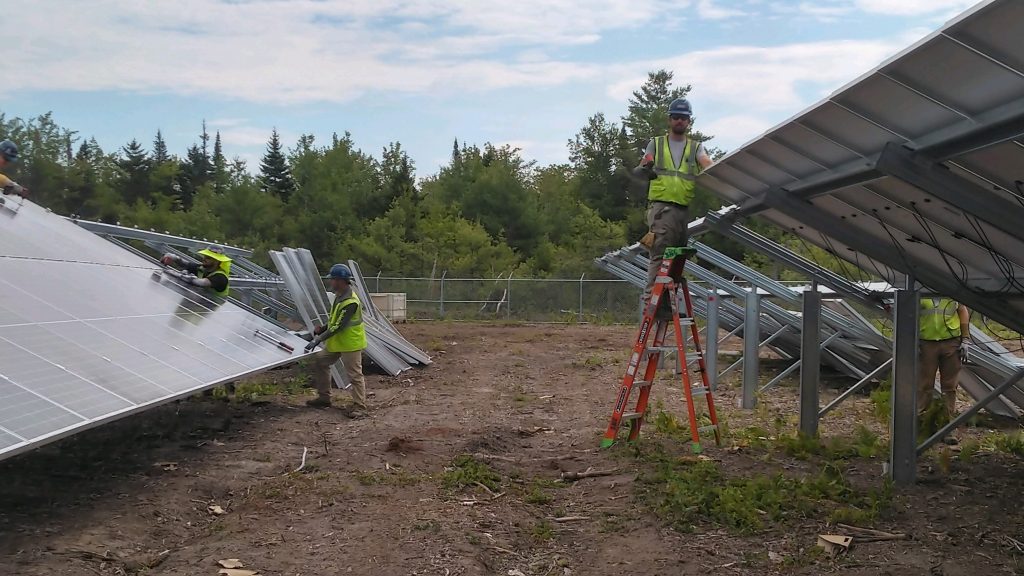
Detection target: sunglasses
<box><xmin>669</xmin><ymin>115</ymin><xmax>691</xmax><ymax>122</ymax></box>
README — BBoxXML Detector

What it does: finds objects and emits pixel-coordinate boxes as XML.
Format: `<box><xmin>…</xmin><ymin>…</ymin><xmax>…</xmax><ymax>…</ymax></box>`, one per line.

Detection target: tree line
<box><xmin>1</xmin><ymin>70</ymin><xmax>853</xmax><ymax>281</ymax></box>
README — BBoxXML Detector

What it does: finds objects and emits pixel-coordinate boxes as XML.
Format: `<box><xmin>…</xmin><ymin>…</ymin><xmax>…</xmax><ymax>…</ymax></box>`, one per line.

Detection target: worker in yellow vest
<box><xmin>918</xmin><ymin>297</ymin><xmax>969</xmax><ymax>420</ymax></box>
<box><xmin>161</xmin><ymin>246</ymin><xmax>232</xmax><ymax>297</ymax></box>
<box><xmin>304</xmin><ymin>263</ymin><xmax>368</xmax><ymax>416</ymax></box>
<box><xmin>634</xmin><ymin>98</ymin><xmax>713</xmax><ymax>308</ymax></box>
<box><xmin>0</xmin><ymin>140</ymin><xmax>30</xmax><ymax>198</ymax></box>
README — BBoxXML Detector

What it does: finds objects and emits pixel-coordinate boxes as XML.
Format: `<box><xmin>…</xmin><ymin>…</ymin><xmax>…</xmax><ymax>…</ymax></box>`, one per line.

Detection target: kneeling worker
<box><xmin>161</xmin><ymin>246</ymin><xmax>232</xmax><ymax>296</ymax></box>
<box><xmin>0</xmin><ymin>139</ymin><xmax>30</xmax><ymax>197</ymax></box>
<box><xmin>304</xmin><ymin>263</ymin><xmax>368</xmax><ymax>416</ymax></box>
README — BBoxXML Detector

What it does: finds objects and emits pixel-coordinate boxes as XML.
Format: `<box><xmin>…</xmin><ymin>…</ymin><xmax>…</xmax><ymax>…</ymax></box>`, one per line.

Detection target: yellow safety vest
<box><xmin>919</xmin><ymin>298</ymin><xmax>961</xmax><ymax>341</ymax></box>
<box><xmin>199</xmin><ymin>261</ymin><xmax>231</xmax><ymax>297</ymax></box>
<box><xmin>325</xmin><ymin>292</ymin><xmax>367</xmax><ymax>353</ymax></box>
<box><xmin>648</xmin><ymin>135</ymin><xmax>698</xmax><ymax>206</ymax></box>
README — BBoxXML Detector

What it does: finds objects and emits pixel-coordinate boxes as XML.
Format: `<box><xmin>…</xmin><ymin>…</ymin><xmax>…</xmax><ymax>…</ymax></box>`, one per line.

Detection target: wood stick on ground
<box><xmin>560</xmin><ymin>467</ymin><xmax>619</xmax><ymax>481</ymax></box>
<box><xmin>551</xmin><ymin>516</ymin><xmax>590</xmax><ymax>523</ymax></box>
<box><xmin>836</xmin><ymin>524</ymin><xmax>908</xmax><ymax>540</ymax></box>
<box><xmin>293</xmin><ymin>446</ymin><xmax>309</xmax><ymax>473</ymax></box>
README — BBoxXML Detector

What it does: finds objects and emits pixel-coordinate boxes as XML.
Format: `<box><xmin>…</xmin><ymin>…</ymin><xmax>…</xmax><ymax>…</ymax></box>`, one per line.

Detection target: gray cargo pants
<box><xmin>644</xmin><ymin>201</ymin><xmax>689</xmax><ymax>301</ymax></box>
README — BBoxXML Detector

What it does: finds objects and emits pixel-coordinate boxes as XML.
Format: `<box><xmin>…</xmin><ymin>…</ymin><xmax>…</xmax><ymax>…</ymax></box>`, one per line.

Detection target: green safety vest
<box><xmin>325</xmin><ymin>291</ymin><xmax>367</xmax><ymax>353</ymax></box>
<box><xmin>648</xmin><ymin>135</ymin><xmax>698</xmax><ymax>206</ymax></box>
<box><xmin>919</xmin><ymin>297</ymin><xmax>961</xmax><ymax>341</ymax></box>
<box><xmin>199</xmin><ymin>261</ymin><xmax>231</xmax><ymax>297</ymax></box>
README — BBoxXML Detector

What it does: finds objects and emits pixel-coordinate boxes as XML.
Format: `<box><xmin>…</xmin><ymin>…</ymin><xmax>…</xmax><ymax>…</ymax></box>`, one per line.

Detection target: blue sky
<box><xmin>3</xmin><ymin>0</ymin><xmax>979</xmax><ymax>175</ymax></box>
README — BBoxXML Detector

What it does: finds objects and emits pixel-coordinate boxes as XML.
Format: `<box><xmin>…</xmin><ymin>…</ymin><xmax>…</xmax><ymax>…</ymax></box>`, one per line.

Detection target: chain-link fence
<box><xmin>366</xmin><ymin>274</ymin><xmax>641</xmax><ymax>323</ymax></box>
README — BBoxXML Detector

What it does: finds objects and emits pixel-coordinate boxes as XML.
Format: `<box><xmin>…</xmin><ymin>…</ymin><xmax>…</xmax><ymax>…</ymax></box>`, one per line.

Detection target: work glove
<box><xmin>2</xmin><ymin>183</ymin><xmax>27</xmax><ymax>197</ymax></box>
<box><xmin>161</xmin><ymin>253</ymin><xmax>180</xmax><ymax>266</ymax></box>
<box><xmin>639</xmin><ymin>231</ymin><xmax>655</xmax><ymax>249</ymax></box>
<box><xmin>304</xmin><ymin>336</ymin><xmax>322</xmax><ymax>353</ymax></box>
<box><xmin>959</xmin><ymin>340</ymin><xmax>969</xmax><ymax>364</ymax></box>
<box><xmin>313</xmin><ymin>325</ymin><xmax>326</xmax><ymax>336</ymax></box>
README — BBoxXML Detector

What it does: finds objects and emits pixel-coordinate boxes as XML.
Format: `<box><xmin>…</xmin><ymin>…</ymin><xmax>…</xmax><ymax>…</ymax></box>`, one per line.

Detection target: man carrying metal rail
<box><xmin>918</xmin><ymin>296</ymin><xmax>970</xmax><ymax>424</ymax></box>
<box><xmin>633</xmin><ymin>99</ymin><xmax>713</xmax><ymax>310</ymax></box>
<box><xmin>304</xmin><ymin>263</ymin><xmax>368</xmax><ymax>416</ymax></box>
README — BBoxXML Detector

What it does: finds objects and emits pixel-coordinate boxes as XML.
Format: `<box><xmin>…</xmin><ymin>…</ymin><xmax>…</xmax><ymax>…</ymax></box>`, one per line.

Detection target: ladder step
<box><xmin>621</xmin><ymin>412</ymin><xmax>643</xmax><ymax>422</ymax></box>
<box><xmin>689</xmin><ymin>387</ymin><xmax>710</xmax><ymax>397</ymax></box>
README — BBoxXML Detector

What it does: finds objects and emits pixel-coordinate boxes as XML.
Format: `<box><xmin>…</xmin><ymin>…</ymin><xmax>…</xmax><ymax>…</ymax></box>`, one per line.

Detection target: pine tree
<box><xmin>622</xmin><ymin>69</ymin><xmax>700</xmax><ymax>155</ymax></box>
<box><xmin>153</xmin><ymin>130</ymin><xmax>169</xmax><ymax>164</ymax></box>
<box><xmin>259</xmin><ymin>128</ymin><xmax>296</xmax><ymax>200</ymax></box>
<box><xmin>212</xmin><ymin>131</ymin><xmax>227</xmax><ymax>193</ymax></box>
<box><xmin>118</xmin><ymin>139</ymin><xmax>152</xmax><ymax>204</ymax></box>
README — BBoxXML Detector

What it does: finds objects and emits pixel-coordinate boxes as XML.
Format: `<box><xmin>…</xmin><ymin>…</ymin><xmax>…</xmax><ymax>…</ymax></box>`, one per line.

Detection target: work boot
<box><xmin>305</xmin><ymin>396</ymin><xmax>332</xmax><ymax>409</ymax></box>
<box><xmin>342</xmin><ymin>405</ymin><xmax>368</xmax><ymax>419</ymax></box>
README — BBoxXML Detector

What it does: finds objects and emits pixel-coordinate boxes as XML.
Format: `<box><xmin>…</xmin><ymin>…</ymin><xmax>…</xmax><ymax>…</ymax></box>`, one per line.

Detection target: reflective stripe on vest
<box><xmin>648</xmin><ymin>135</ymin><xmax>697</xmax><ymax>206</ymax></box>
<box><xmin>325</xmin><ymin>292</ymin><xmax>368</xmax><ymax>353</ymax></box>
<box><xmin>919</xmin><ymin>297</ymin><xmax>961</xmax><ymax>341</ymax></box>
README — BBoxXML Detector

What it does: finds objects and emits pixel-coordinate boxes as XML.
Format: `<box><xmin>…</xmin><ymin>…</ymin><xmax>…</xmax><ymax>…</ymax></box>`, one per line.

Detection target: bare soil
<box><xmin>0</xmin><ymin>323</ymin><xmax>1021</xmax><ymax>576</ymax></box>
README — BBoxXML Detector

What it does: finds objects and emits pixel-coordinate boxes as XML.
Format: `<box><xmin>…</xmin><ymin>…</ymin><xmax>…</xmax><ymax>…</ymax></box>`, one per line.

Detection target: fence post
<box><xmin>375</xmin><ymin>271</ymin><xmax>381</xmax><ymax>293</ymax></box>
<box><xmin>579</xmin><ymin>273</ymin><xmax>585</xmax><ymax>323</ymax></box>
<box><xmin>507</xmin><ymin>273</ymin><xmax>513</xmax><ymax>319</ymax></box>
<box><xmin>440</xmin><ymin>270</ymin><xmax>447</xmax><ymax>317</ymax></box>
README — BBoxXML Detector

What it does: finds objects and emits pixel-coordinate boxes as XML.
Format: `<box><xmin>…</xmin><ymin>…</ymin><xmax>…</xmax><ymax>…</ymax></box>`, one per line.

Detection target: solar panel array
<box><xmin>699</xmin><ymin>0</ymin><xmax>1024</xmax><ymax>334</ymax></box>
<box><xmin>0</xmin><ymin>200</ymin><xmax>308</xmax><ymax>461</ymax></box>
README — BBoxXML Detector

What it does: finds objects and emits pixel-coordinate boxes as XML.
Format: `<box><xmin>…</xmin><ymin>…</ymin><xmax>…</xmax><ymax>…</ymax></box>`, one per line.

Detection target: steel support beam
<box><xmin>800</xmin><ymin>288</ymin><xmax>822</xmax><ymax>436</ymax></box>
<box><xmin>706</xmin><ymin>292</ymin><xmax>719</xmax><ymax>391</ymax></box>
<box><xmin>819</xmin><ymin>358</ymin><xmax>893</xmax><ymax>418</ymax></box>
<box><xmin>758</xmin><ymin>189</ymin><xmax>1024</xmax><ymax>335</ymax></box>
<box><xmin>70</xmin><ymin>218</ymin><xmax>253</xmax><ymax>257</ymax></box>
<box><xmin>917</xmin><ymin>367</ymin><xmax>1024</xmax><ymax>454</ymax></box>
<box><xmin>890</xmin><ymin>288</ymin><xmax>919</xmax><ymax>486</ymax></box>
<box><xmin>876</xmin><ymin>142</ymin><xmax>1024</xmax><ymax>241</ymax></box>
<box><xmin>742</xmin><ymin>289</ymin><xmax>760</xmax><ymax>409</ymax></box>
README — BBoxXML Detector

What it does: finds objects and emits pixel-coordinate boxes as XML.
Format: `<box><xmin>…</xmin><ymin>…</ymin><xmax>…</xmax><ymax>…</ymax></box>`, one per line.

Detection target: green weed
<box><xmin>531</xmin><ymin>520</ymin><xmax>555</xmax><ymax>541</ymax></box>
<box><xmin>354</xmin><ymin>469</ymin><xmax>425</xmax><ymax>487</ymax></box>
<box><xmin>958</xmin><ymin>439</ymin><xmax>980</xmax><ymax>463</ymax></box>
<box><xmin>983</xmin><ymin>431</ymin><xmax>1024</xmax><ymax>457</ymax></box>
<box><xmin>441</xmin><ymin>455</ymin><xmax>502</xmax><ymax>491</ymax></box>
<box><xmin>524</xmin><ymin>486</ymin><xmax>553</xmax><ymax>505</ymax></box>
<box><xmin>870</xmin><ymin>384</ymin><xmax>891</xmax><ymax>422</ymax></box>
<box><xmin>638</xmin><ymin>457</ymin><xmax>892</xmax><ymax>535</ymax></box>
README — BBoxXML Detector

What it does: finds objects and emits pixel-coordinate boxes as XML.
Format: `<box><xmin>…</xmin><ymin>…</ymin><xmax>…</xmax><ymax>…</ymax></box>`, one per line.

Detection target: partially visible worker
<box><xmin>0</xmin><ymin>140</ymin><xmax>29</xmax><ymax>197</ymax></box>
<box><xmin>161</xmin><ymin>246</ymin><xmax>232</xmax><ymax>296</ymax></box>
<box><xmin>633</xmin><ymin>98</ymin><xmax>713</xmax><ymax>306</ymax></box>
<box><xmin>303</xmin><ymin>263</ymin><xmax>368</xmax><ymax>417</ymax></box>
<box><xmin>918</xmin><ymin>296</ymin><xmax>970</xmax><ymax>423</ymax></box>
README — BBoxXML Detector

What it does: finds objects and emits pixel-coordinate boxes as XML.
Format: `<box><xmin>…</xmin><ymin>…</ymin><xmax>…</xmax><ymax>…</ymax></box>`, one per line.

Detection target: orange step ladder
<box><xmin>601</xmin><ymin>246</ymin><xmax>721</xmax><ymax>453</ymax></box>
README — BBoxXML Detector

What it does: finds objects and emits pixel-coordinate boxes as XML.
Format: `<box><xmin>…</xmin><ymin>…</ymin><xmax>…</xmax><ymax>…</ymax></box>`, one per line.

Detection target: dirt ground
<box><xmin>0</xmin><ymin>323</ymin><xmax>1022</xmax><ymax>576</ymax></box>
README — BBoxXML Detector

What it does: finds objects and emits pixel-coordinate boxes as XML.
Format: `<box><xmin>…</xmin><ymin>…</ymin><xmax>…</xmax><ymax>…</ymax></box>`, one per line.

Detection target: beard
<box><xmin>671</xmin><ymin>124</ymin><xmax>688</xmax><ymax>136</ymax></box>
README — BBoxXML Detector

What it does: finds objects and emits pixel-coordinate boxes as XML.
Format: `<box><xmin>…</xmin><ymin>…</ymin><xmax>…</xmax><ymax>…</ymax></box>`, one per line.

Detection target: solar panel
<box><xmin>698</xmin><ymin>0</ymin><xmax>1024</xmax><ymax>334</ymax></box>
<box><xmin>0</xmin><ymin>201</ymin><xmax>308</xmax><ymax>462</ymax></box>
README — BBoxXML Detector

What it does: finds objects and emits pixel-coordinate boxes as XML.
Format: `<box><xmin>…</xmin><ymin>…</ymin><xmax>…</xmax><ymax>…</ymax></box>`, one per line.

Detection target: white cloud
<box><xmin>854</xmin><ymin>0</ymin><xmax>977</xmax><ymax>16</ymax></box>
<box><xmin>699</xmin><ymin>114</ymin><xmax>776</xmax><ymax>149</ymax></box>
<box><xmin>607</xmin><ymin>37</ymin><xmax>908</xmax><ymax>112</ymax></box>
<box><xmin>495</xmin><ymin>140</ymin><xmax>570</xmax><ymax>166</ymax></box>
<box><xmin>4</xmin><ymin>0</ymin><xmax>683</xmax><ymax>104</ymax></box>
<box><xmin>216</xmin><ymin>126</ymin><xmax>282</xmax><ymax>148</ymax></box>
<box><xmin>696</xmin><ymin>0</ymin><xmax>748</xmax><ymax>20</ymax></box>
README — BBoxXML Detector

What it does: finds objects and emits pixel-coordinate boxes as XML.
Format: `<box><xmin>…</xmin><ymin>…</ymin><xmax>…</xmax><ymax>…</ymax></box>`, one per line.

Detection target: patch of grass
<box><xmin>524</xmin><ymin>486</ymin><xmax>553</xmax><ymax>505</ymax></box>
<box><xmin>776</xmin><ymin>426</ymin><xmax>886</xmax><ymax>461</ymax></box>
<box><xmin>466</xmin><ymin>533</ymin><xmax>482</xmax><ymax>546</ymax></box>
<box><xmin>531</xmin><ymin>520</ymin><xmax>555</xmax><ymax>541</ymax></box>
<box><xmin>982</xmin><ymin>431</ymin><xmax>1024</xmax><ymax>457</ymax></box>
<box><xmin>781</xmin><ymin>546</ymin><xmax>826</xmax><ymax>568</ymax></box>
<box><xmin>918</xmin><ymin>400</ymin><xmax>951</xmax><ymax>442</ymax></box>
<box><xmin>638</xmin><ymin>456</ymin><xmax>892</xmax><ymax>535</ymax></box>
<box><xmin>958</xmin><ymin>439</ymin><xmax>980</xmax><ymax>463</ymax></box>
<box><xmin>441</xmin><ymin>455</ymin><xmax>502</xmax><ymax>492</ymax></box>
<box><xmin>870</xmin><ymin>384</ymin><xmax>891</xmax><ymax>422</ymax></box>
<box><xmin>234</xmin><ymin>375</ymin><xmax>308</xmax><ymax>401</ymax></box>
<box><xmin>413</xmin><ymin>519</ymin><xmax>440</xmax><ymax>533</ymax></box>
<box><xmin>599</xmin><ymin>512</ymin><xmax>626</xmax><ymax>533</ymax></box>
<box><xmin>354</xmin><ymin>469</ymin><xmax>425</xmax><ymax>487</ymax></box>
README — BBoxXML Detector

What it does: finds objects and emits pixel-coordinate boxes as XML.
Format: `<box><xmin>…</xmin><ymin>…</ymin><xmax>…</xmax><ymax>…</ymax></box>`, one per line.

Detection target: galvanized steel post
<box><xmin>706</xmin><ymin>292</ymin><xmax>719</xmax><ymax>391</ymax></box>
<box><xmin>799</xmin><ymin>285</ymin><xmax>821</xmax><ymax>436</ymax></box>
<box><xmin>742</xmin><ymin>288</ymin><xmax>760</xmax><ymax>409</ymax></box>
<box><xmin>890</xmin><ymin>286</ymin><xmax>919</xmax><ymax>485</ymax></box>
<box><xmin>579</xmin><ymin>273</ymin><xmax>585</xmax><ymax>322</ymax></box>
<box><xmin>440</xmin><ymin>271</ymin><xmax>447</xmax><ymax>317</ymax></box>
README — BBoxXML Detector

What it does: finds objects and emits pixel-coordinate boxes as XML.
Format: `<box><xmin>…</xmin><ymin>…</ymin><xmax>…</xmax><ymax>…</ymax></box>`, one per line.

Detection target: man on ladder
<box><xmin>633</xmin><ymin>98</ymin><xmax>713</xmax><ymax>315</ymax></box>
<box><xmin>602</xmin><ymin>247</ymin><xmax>721</xmax><ymax>453</ymax></box>
<box><xmin>603</xmin><ymin>98</ymin><xmax>719</xmax><ymax>452</ymax></box>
